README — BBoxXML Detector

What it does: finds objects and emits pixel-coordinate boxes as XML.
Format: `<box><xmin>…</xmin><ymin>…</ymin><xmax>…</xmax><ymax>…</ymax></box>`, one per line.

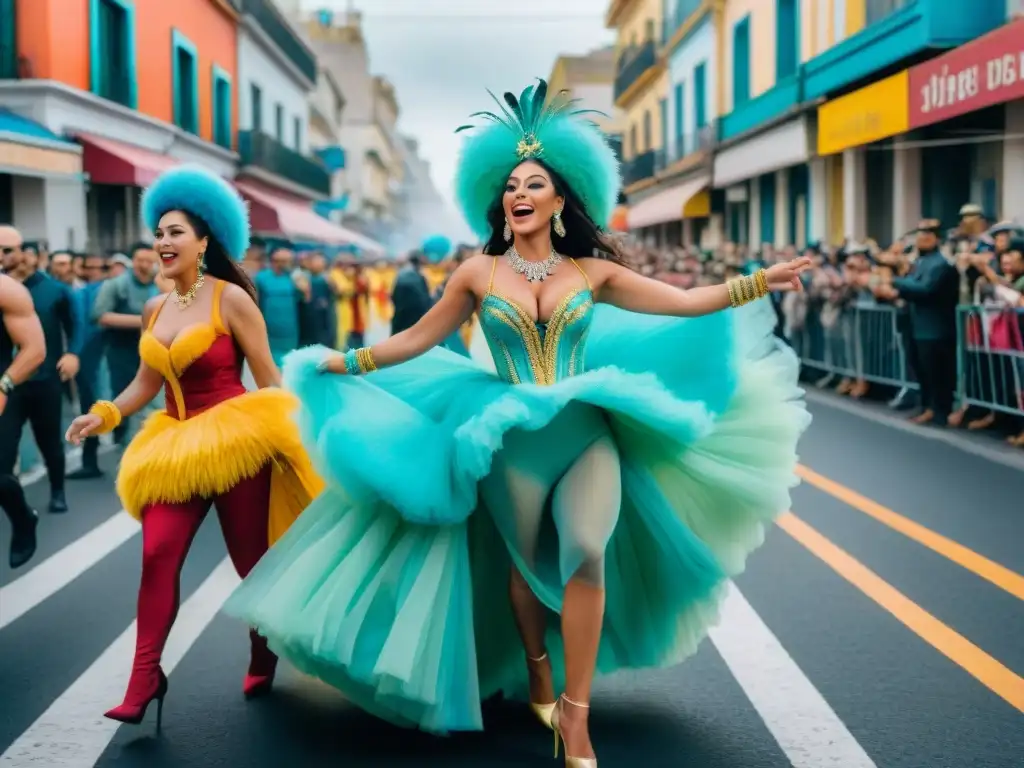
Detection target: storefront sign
<box><xmin>713</xmin><ymin>117</ymin><xmax>810</xmax><ymax>188</ymax></box>
<box><xmin>817</xmin><ymin>72</ymin><xmax>910</xmax><ymax>155</ymax></box>
<box><xmin>0</xmin><ymin>141</ymin><xmax>82</xmax><ymax>176</ymax></box>
<box><xmin>909</xmin><ymin>19</ymin><xmax>1024</xmax><ymax>128</ymax></box>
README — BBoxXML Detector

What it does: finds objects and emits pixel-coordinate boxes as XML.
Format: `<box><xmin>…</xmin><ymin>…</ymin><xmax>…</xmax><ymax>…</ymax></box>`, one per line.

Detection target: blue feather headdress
<box><xmin>453</xmin><ymin>80</ymin><xmax>621</xmax><ymax>241</ymax></box>
<box><xmin>141</xmin><ymin>165</ymin><xmax>250</xmax><ymax>261</ymax></box>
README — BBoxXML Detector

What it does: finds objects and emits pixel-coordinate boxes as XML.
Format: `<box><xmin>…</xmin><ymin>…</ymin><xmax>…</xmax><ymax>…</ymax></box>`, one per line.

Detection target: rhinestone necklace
<box><xmin>505</xmin><ymin>245</ymin><xmax>562</xmax><ymax>283</ymax></box>
<box><xmin>171</xmin><ymin>273</ymin><xmax>205</xmax><ymax>310</ymax></box>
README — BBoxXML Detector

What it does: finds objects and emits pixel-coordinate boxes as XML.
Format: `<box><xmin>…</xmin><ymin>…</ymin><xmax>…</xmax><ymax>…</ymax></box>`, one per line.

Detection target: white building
<box><xmin>306</xmin><ymin>65</ymin><xmax>348</xmax><ymax>216</ymax></box>
<box><xmin>298</xmin><ymin>9</ymin><xmax>406</xmax><ymax>242</ymax></box>
<box><xmin>627</xmin><ymin>8</ymin><xmax>716</xmax><ymax>247</ymax></box>
<box><xmin>394</xmin><ymin>135</ymin><xmax>448</xmax><ymax>250</ymax></box>
<box><xmin>236</xmin><ymin>0</ymin><xmax>326</xmax><ymax>200</ymax></box>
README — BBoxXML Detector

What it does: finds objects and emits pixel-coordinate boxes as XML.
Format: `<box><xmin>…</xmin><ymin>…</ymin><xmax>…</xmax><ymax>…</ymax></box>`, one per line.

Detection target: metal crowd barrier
<box><xmin>956</xmin><ymin>306</ymin><xmax>1024</xmax><ymax>417</ymax></box>
<box><xmin>793</xmin><ymin>303</ymin><xmax>918</xmax><ymax>390</ymax></box>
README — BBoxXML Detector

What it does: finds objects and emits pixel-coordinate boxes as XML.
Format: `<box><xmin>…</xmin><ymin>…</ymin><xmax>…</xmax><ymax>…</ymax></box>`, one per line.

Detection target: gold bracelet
<box><xmin>727</xmin><ymin>271</ymin><xmax>769</xmax><ymax>308</ymax></box>
<box><xmin>88</xmin><ymin>400</ymin><xmax>123</xmax><ymax>435</ymax></box>
<box><xmin>754</xmin><ymin>268</ymin><xmax>769</xmax><ymax>297</ymax></box>
<box><xmin>355</xmin><ymin>347</ymin><xmax>378</xmax><ymax>373</ymax></box>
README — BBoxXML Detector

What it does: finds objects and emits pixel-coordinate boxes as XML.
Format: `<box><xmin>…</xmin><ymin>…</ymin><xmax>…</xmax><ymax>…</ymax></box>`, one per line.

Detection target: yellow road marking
<box><xmin>796</xmin><ymin>464</ymin><xmax>1024</xmax><ymax>603</ymax></box>
<box><xmin>778</xmin><ymin>512</ymin><xmax>1024</xmax><ymax>713</ymax></box>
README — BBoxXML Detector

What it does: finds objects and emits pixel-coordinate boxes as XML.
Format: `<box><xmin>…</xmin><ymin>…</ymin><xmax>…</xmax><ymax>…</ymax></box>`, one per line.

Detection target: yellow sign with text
<box><xmin>817</xmin><ymin>71</ymin><xmax>910</xmax><ymax>156</ymax></box>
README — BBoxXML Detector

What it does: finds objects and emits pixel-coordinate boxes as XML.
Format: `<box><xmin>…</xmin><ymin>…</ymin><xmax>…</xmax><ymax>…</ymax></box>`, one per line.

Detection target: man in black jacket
<box><xmin>390</xmin><ymin>252</ymin><xmax>432</xmax><ymax>336</ymax></box>
<box><xmin>0</xmin><ymin>226</ymin><xmax>80</xmax><ymax>513</ymax></box>
<box><xmin>883</xmin><ymin>219</ymin><xmax>960</xmax><ymax>426</ymax></box>
<box><xmin>0</xmin><ymin>228</ymin><xmax>48</xmax><ymax>567</ymax></box>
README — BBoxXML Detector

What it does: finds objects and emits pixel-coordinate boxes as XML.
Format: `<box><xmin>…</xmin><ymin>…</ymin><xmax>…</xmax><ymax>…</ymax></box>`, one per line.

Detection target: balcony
<box><xmin>662</xmin><ymin>0</ymin><xmax>704</xmax><ymax>46</ymax></box>
<box><xmin>239</xmin><ymin>0</ymin><xmax>317</xmax><ymax>84</ymax></box>
<box><xmin>614</xmin><ymin>40</ymin><xmax>658</xmax><ymax>105</ymax></box>
<box><xmin>622</xmin><ymin>150</ymin><xmax>656</xmax><ymax>187</ymax></box>
<box><xmin>238</xmin><ymin>130</ymin><xmax>330</xmax><ymax>196</ymax></box>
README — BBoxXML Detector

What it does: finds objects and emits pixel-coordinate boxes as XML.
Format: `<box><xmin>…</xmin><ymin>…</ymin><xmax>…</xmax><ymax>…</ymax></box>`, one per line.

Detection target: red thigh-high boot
<box><xmin>214</xmin><ymin>465</ymin><xmax>275</xmax><ymax>698</ymax></box>
<box><xmin>106</xmin><ymin>497</ymin><xmax>209</xmax><ymax>727</ymax></box>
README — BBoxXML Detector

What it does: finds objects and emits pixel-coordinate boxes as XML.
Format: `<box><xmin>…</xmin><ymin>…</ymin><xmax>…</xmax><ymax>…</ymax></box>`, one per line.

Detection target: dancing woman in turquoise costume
<box><xmin>226</xmin><ymin>81</ymin><xmax>812</xmax><ymax>766</ymax></box>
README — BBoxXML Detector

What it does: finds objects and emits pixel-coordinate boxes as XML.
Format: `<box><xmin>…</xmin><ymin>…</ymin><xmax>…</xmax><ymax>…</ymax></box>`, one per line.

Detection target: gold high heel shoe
<box><xmin>551</xmin><ymin>693</ymin><xmax>597</xmax><ymax>767</ymax></box>
<box><xmin>527</xmin><ymin>653</ymin><xmax>556</xmax><ymax>729</ymax></box>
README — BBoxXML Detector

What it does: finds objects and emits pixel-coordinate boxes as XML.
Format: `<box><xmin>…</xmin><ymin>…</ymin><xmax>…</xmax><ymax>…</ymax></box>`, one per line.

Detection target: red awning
<box><xmin>76</xmin><ymin>133</ymin><xmax>179</xmax><ymax>187</ymax></box>
<box><xmin>236</xmin><ymin>180</ymin><xmax>384</xmax><ymax>253</ymax></box>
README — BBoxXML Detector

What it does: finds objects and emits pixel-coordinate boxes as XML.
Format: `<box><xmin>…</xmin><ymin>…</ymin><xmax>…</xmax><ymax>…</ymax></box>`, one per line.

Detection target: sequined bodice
<box><xmin>479</xmin><ymin>258</ymin><xmax>594</xmax><ymax>385</ymax></box>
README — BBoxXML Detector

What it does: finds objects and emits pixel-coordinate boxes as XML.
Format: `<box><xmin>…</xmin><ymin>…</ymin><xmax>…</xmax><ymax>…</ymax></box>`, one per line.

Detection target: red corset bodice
<box><xmin>138</xmin><ymin>281</ymin><xmax>247</xmax><ymax>420</ymax></box>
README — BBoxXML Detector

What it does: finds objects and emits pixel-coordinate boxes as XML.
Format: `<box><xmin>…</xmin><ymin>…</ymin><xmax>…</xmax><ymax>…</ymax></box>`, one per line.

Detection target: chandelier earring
<box><xmin>553</xmin><ymin>208</ymin><xmax>566</xmax><ymax>238</ymax></box>
<box><xmin>197</xmin><ymin>251</ymin><xmax>205</xmax><ymax>276</ymax></box>
<box><xmin>503</xmin><ymin>220</ymin><xmax>512</xmax><ymax>242</ymax></box>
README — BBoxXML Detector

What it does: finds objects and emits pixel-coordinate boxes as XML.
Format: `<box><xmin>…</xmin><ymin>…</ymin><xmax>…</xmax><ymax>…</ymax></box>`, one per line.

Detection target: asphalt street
<box><xmin>1</xmin><ymin>395</ymin><xmax>1022</xmax><ymax>767</ymax></box>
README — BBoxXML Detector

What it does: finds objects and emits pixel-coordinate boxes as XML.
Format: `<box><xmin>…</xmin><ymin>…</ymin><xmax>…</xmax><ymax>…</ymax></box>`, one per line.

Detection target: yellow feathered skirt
<box><xmin>116</xmin><ymin>388</ymin><xmax>323</xmax><ymax>544</ymax></box>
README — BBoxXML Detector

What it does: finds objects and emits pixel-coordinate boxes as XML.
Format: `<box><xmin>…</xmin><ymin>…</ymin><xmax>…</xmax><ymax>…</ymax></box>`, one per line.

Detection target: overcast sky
<box><xmin>298</xmin><ymin>0</ymin><xmax>613</xmax><ymax>239</ymax></box>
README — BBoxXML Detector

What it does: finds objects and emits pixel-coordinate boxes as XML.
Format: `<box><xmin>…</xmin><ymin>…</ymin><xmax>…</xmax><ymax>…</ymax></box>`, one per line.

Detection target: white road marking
<box><xmin>0</xmin><ymin>511</ymin><xmax>139</xmax><ymax>630</ymax></box>
<box><xmin>710</xmin><ymin>585</ymin><xmax>877</xmax><ymax>768</ymax></box>
<box><xmin>0</xmin><ymin>558</ymin><xmax>237</xmax><ymax>767</ymax></box>
<box><xmin>18</xmin><ymin>441</ymin><xmax>116</xmax><ymax>486</ymax></box>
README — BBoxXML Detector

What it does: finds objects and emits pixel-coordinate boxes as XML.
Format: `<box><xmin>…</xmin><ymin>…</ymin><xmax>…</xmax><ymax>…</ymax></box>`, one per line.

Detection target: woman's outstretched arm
<box><xmin>587</xmin><ymin>256</ymin><xmax>812</xmax><ymax>317</ymax></box>
<box><xmin>321</xmin><ymin>256</ymin><xmax>483</xmax><ymax>373</ymax></box>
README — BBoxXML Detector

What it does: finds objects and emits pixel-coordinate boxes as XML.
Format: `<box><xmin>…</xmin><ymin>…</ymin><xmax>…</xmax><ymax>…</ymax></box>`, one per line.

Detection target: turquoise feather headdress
<box><xmin>141</xmin><ymin>165</ymin><xmax>250</xmax><ymax>261</ymax></box>
<box><xmin>453</xmin><ymin>80</ymin><xmax>621</xmax><ymax>241</ymax></box>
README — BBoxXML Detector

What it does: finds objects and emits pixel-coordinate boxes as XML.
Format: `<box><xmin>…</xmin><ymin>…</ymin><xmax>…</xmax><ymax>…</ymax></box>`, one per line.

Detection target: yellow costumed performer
<box><xmin>65</xmin><ymin>165</ymin><xmax>322</xmax><ymax>730</ymax></box>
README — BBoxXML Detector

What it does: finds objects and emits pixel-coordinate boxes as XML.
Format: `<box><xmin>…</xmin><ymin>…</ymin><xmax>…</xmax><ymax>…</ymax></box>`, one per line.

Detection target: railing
<box><xmin>789</xmin><ymin>302</ymin><xmax>1023</xmax><ymax>420</ymax></box>
<box><xmin>239</xmin><ymin>0</ymin><xmax>317</xmax><ymax>83</ymax></box>
<box><xmin>622</xmin><ymin>150</ymin><xmax>656</xmax><ymax>186</ymax></box>
<box><xmin>865</xmin><ymin>0</ymin><xmax>912</xmax><ymax>25</ymax></box>
<box><xmin>238</xmin><ymin>130</ymin><xmax>331</xmax><ymax>196</ymax></box>
<box><xmin>614</xmin><ymin>40</ymin><xmax>657</xmax><ymax>102</ymax></box>
<box><xmin>957</xmin><ymin>306</ymin><xmax>1024</xmax><ymax>417</ymax></box>
<box><xmin>659</xmin><ymin>128</ymin><xmax>715</xmax><ymax>166</ymax></box>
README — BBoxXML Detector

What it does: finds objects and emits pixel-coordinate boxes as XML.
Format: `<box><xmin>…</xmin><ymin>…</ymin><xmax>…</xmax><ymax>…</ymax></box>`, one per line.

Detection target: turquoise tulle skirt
<box><xmin>224</xmin><ymin>301</ymin><xmax>810</xmax><ymax>733</ymax></box>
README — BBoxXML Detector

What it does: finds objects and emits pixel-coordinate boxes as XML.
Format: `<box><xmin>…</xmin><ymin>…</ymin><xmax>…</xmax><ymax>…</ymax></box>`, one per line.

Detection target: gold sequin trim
<box><xmin>484</xmin><ymin>289</ymin><xmax>591</xmax><ymax>385</ymax></box>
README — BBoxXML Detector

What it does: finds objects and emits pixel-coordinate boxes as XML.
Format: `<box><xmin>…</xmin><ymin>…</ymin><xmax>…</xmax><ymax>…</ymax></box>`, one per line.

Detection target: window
<box><xmin>629</xmin><ymin>124</ymin><xmax>637</xmax><ymax>156</ymax></box>
<box><xmin>0</xmin><ymin>0</ymin><xmax>16</xmax><ymax>79</ymax></box>
<box><xmin>275</xmin><ymin>104</ymin><xmax>284</xmax><ymax>142</ymax></box>
<box><xmin>293</xmin><ymin>116</ymin><xmax>301</xmax><ymax>151</ymax></box>
<box><xmin>250</xmin><ymin>83</ymin><xmax>262</xmax><ymax>132</ymax></box>
<box><xmin>643</xmin><ymin>110</ymin><xmax>652</xmax><ymax>150</ymax></box>
<box><xmin>693</xmin><ymin>62</ymin><xmax>706</xmax><ymax>129</ymax></box>
<box><xmin>212</xmin><ymin>66</ymin><xmax>232</xmax><ymax>149</ymax></box>
<box><xmin>171</xmin><ymin>30</ymin><xmax>198</xmax><ymax>134</ymax></box>
<box><xmin>659</xmin><ymin>98</ymin><xmax>667</xmax><ymax>153</ymax></box>
<box><xmin>89</xmin><ymin>0</ymin><xmax>137</xmax><ymax>108</ymax></box>
<box><xmin>776</xmin><ymin>0</ymin><xmax>798</xmax><ymax>80</ymax></box>
<box><xmin>644</xmin><ymin>19</ymin><xmax>655</xmax><ymax>41</ymax></box>
<box><xmin>732</xmin><ymin>16</ymin><xmax>751</xmax><ymax>107</ymax></box>
<box><xmin>759</xmin><ymin>174</ymin><xmax>776</xmax><ymax>245</ymax></box>
<box><xmin>673</xmin><ymin>82</ymin><xmax>684</xmax><ymax>159</ymax></box>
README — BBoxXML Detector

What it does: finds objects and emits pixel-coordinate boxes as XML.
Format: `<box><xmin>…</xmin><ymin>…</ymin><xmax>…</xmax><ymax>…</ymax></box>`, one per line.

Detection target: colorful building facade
<box><xmin>608</xmin><ymin>0</ymin><xmax>668</xmax><ymax>202</ymax></box>
<box><xmin>0</xmin><ymin>0</ymin><xmax>240</xmax><ymax>250</ymax></box>
<box><xmin>604</xmin><ymin>0</ymin><xmax>1020</xmax><ymax>250</ymax></box>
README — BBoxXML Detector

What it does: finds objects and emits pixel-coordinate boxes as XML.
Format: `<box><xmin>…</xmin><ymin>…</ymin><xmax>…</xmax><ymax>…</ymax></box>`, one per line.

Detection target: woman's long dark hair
<box><xmin>179</xmin><ymin>210</ymin><xmax>257</xmax><ymax>301</ymax></box>
<box><xmin>482</xmin><ymin>160</ymin><xmax>632</xmax><ymax>269</ymax></box>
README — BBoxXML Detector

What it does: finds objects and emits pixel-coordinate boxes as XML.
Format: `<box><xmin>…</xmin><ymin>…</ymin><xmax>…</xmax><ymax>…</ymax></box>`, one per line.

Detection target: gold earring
<box><xmin>503</xmin><ymin>220</ymin><xmax>512</xmax><ymax>242</ymax></box>
<box><xmin>197</xmin><ymin>251</ymin><xmax>205</xmax><ymax>275</ymax></box>
<box><xmin>553</xmin><ymin>210</ymin><xmax>566</xmax><ymax>238</ymax></box>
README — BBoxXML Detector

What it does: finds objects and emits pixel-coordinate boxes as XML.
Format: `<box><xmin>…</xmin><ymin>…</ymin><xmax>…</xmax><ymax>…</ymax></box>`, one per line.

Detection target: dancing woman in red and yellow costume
<box><xmin>66</xmin><ymin>165</ymin><xmax>321</xmax><ymax>729</ymax></box>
